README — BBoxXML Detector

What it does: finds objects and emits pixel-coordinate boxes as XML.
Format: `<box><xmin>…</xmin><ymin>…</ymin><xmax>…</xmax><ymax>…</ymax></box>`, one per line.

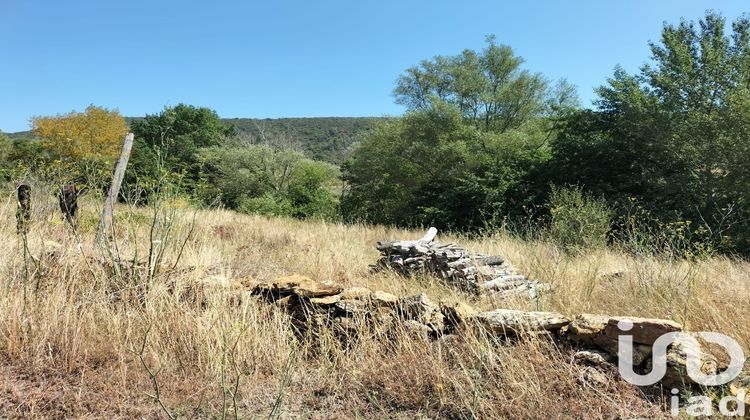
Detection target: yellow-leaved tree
<box><xmin>32</xmin><ymin>105</ymin><xmax>127</xmax><ymax>162</ymax></box>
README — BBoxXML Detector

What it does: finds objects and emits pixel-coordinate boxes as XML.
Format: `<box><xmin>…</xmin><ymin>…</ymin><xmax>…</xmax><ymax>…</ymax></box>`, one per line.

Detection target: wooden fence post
<box><xmin>16</xmin><ymin>183</ymin><xmax>31</xmax><ymax>235</ymax></box>
<box><xmin>59</xmin><ymin>184</ymin><xmax>79</xmax><ymax>229</ymax></box>
<box><xmin>97</xmin><ymin>133</ymin><xmax>135</xmax><ymax>244</ymax></box>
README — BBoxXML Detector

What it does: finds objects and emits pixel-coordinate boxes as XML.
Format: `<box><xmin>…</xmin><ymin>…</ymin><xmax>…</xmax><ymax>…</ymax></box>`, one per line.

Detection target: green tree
<box><xmin>394</xmin><ymin>36</ymin><xmax>571</xmax><ymax>132</ymax></box>
<box><xmin>197</xmin><ymin>145</ymin><xmax>339</xmax><ymax>219</ymax></box>
<box><xmin>343</xmin><ymin>38</ymin><xmax>573</xmax><ymax>230</ymax></box>
<box><xmin>342</xmin><ymin>103</ymin><xmax>474</xmax><ymax>227</ymax></box>
<box><xmin>126</xmin><ymin>104</ymin><xmax>236</xmax><ymax>198</ymax></box>
<box><xmin>0</xmin><ymin>133</ymin><xmax>12</xmax><ymax>180</ymax></box>
<box><xmin>286</xmin><ymin>159</ymin><xmax>339</xmax><ymax>219</ymax></box>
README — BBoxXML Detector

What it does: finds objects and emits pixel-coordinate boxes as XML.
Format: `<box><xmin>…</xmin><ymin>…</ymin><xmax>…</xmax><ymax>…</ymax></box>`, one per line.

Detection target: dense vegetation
<box><xmin>124</xmin><ymin>105</ymin><xmax>341</xmax><ymax>219</ymax></box>
<box><xmin>4</xmin><ymin>12</ymin><xmax>750</xmax><ymax>254</ymax></box>
<box><xmin>4</xmin><ymin>105</ymin><xmax>342</xmax><ymax>220</ymax></box>
<box><xmin>341</xmin><ymin>36</ymin><xmax>576</xmax><ymax>231</ymax></box>
<box><xmin>226</xmin><ymin>117</ymin><xmax>381</xmax><ymax>164</ymax></box>
<box><xmin>343</xmin><ymin>13</ymin><xmax>750</xmax><ymax>255</ymax></box>
<box><xmin>548</xmin><ymin>13</ymin><xmax>750</xmax><ymax>253</ymax></box>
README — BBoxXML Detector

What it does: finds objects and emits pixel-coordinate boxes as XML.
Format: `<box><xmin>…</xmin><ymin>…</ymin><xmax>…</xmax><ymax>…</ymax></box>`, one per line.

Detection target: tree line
<box><xmin>343</xmin><ymin>12</ymin><xmax>750</xmax><ymax>255</ymax></box>
<box><xmin>3</xmin><ymin>12</ymin><xmax>749</xmax><ymax>254</ymax></box>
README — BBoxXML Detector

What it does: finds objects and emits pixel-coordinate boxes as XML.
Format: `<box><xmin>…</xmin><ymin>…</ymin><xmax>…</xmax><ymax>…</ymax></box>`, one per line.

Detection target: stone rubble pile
<box><xmin>370</xmin><ymin>228</ymin><xmax>551</xmax><ymax>299</ymax></box>
<box><xmin>248</xmin><ymin>274</ymin><xmax>748</xmax><ymax>397</ymax></box>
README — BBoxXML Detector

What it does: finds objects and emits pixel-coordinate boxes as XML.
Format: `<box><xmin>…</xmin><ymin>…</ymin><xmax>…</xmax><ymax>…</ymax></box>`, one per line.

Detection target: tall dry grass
<box><xmin>0</xmin><ymin>187</ymin><xmax>747</xmax><ymax>418</ymax></box>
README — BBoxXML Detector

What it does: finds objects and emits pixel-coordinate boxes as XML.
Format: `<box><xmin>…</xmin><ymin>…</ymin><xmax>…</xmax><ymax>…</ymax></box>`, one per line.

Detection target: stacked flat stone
<box><xmin>371</xmin><ymin>227</ymin><xmax>551</xmax><ymax>299</ymax></box>
<box><xmin>242</xmin><ymin>274</ymin><xmax>749</xmax><ymax>399</ymax></box>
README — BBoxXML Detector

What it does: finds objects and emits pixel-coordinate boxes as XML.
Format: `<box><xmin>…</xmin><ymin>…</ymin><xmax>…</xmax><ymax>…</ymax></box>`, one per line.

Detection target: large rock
<box><xmin>293</xmin><ymin>281</ymin><xmax>343</xmax><ymax>298</ymax></box>
<box><xmin>309</xmin><ymin>295</ymin><xmax>341</xmax><ymax>305</ymax></box>
<box><xmin>440</xmin><ymin>299</ymin><xmax>479</xmax><ymax>329</ymax></box>
<box><xmin>604</xmin><ymin>317</ymin><xmax>682</xmax><ymax>345</ymax></box>
<box><xmin>482</xmin><ymin>276</ymin><xmax>527</xmax><ymax>291</ymax></box>
<box><xmin>474</xmin><ymin>309</ymin><xmax>570</xmax><ymax>335</ymax></box>
<box><xmin>592</xmin><ymin>335</ymin><xmax>653</xmax><ymax>366</ymax></box>
<box><xmin>660</xmin><ymin>333</ymin><xmax>719</xmax><ymax>388</ymax></box>
<box><xmin>398</xmin><ymin>293</ymin><xmax>445</xmax><ymax>333</ymax></box>
<box><xmin>255</xmin><ymin>274</ymin><xmax>343</xmax><ymax>299</ymax></box>
<box><xmin>371</xmin><ymin>290</ymin><xmax>399</xmax><ymax>306</ymax></box>
<box><xmin>578</xmin><ymin>366</ymin><xmax>610</xmax><ymax>388</ymax></box>
<box><xmin>564</xmin><ymin>314</ymin><xmax>609</xmax><ymax>345</ymax></box>
<box><xmin>574</xmin><ymin>349</ymin><xmax>613</xmax><ymax>365</ymax></box>
<box><xmin>335</xmin><ymin>299</ymin><xmax>369</xmax><ymax>315</ymax></box>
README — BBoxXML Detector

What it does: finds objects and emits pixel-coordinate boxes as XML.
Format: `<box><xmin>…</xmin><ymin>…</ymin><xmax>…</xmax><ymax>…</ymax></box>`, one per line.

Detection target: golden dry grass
<box><xmin>0</xmin><ymin>189</ymin><xmax>748</xmax><ymax>418</ymax></box>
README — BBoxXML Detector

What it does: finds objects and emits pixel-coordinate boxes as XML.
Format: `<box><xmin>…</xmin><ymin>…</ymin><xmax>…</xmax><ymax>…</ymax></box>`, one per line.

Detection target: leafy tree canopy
<box><xmin>131</xmin><ymin>104</ymin><xmax>235</xmax><ymax>163</ymax></box>
<box><xmin>343</xmin><ymin>36</ymin><xmax>577</xmax><ymax>230</ymax></box>
<box><xmin>394</xmin><ymin>36</ymin><xmax>576</xmax><ymax>133</ymax></box>
<box><xmin>197</xmin><ymin>145</ymin><xmax>339</xmax><ymax>219</ymax></box>
<box><xmin>31</xmin><ymin>105</ymin><xmax>127</xmax><ymax>162</ymax></box>
<box><xmin>127</xmin><ymin>104</ymin><xmax>237</xmax><ymax>195</ymax></box>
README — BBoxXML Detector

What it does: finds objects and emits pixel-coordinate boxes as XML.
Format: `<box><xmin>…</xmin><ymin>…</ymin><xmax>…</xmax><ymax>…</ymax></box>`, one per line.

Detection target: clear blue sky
<box><xmin>1</xmin><ymin>0</ymin><xmax>747</xmax><ymax>132</ymax></box>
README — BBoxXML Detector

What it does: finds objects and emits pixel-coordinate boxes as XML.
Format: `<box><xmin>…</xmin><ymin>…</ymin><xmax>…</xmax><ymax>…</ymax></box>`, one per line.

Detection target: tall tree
<box><xmin>31</xmin><ymin>105</ymin><xmax>127</xmax><ymax>162</ymax></box>
<box><xmin>343</xmin><ymin>94</ymin><xmax>556</xmax><ymax>228</ymax></box>
<box><xmin>394</xmin><ymin>36</ymin><xmax>555</xmax><ymax>132</ymax></box>
<box><xmin>127</xmin><ymin>104</ymin><xmax>236</xmax><ymax>195</ymax></box>
<box><xmin>131</xmin><ymin>104</ymin><xmax>235</xmax><ymax>165</ymax></box>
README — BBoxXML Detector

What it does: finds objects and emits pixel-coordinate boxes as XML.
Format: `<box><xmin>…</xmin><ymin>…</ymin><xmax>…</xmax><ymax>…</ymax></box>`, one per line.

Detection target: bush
<box><xmin>612</xmin><ymin>199</ymin><xmax>714</xmax><ymax>260</ymax></box>
<box><xmin>238</xmin><ymin>193</ymin><xmax>294</xmax><ymax>217</ymax></box>
<box><xmin>546</xmin><ymin>185</ymin><xmax>611</xmax><ymax>253</ymax></box>
<box><xmin>286</xmin><ymin>159</ymin><xmax>339</xmax><ymax>220</ymax></box>
<box><xmin>198</xmin><ymin>145</ymin><xmax>340</xmax><ymax>220</ymax></box>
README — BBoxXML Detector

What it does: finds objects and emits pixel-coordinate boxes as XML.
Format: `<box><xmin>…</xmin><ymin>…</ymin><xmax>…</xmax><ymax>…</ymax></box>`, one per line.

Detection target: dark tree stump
<box><xmin>59</xmin><ymin>184</ymin><xmax>79</xmax><ymax>229</ymax></box>
<box><xmin>16</xmin><ymin>183</ymin><xmax>31</xmax><ymax>234</ymax></box>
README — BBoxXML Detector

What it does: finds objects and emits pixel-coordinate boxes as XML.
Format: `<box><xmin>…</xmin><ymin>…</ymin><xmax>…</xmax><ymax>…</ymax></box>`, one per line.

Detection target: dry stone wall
<box><xmin>248</xmin><ymin>274</ymin><xmax>748</xmax><ymax>402</ymax></box>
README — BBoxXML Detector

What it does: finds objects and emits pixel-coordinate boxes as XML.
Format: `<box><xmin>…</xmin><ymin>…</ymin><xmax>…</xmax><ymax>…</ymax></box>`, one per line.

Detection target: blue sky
<box><xmin>1</xmin><ymin>0</ymin><xmax>747</xmax><ymax>132</ymax></box>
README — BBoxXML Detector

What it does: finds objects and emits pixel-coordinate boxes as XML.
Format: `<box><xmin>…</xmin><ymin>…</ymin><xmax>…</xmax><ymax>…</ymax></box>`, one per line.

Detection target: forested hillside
<box><xmin>225</xmin><ymin>117</ymin><xmax>383</xmax><ymax>164</ymax></box>
<box><xmin>5</xmin><ymin>130</ymin><xmax>34</xmax><ymax>140</ymax></box>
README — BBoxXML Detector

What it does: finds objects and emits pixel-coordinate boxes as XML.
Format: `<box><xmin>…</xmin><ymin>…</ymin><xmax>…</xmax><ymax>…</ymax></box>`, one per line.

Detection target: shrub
<box><xmin>546</xmin><ymin>185</ymin><xmax>611</xmax><ymax>253</ymax></box>
<box><xmin>199</xmin><ymin>145</ymin><xmax>340</xmax><ymax>220</ymax></box>
<box><xmin>238</xmin><ymin>193</ymin><xmax>293</xmax><ymax>217</ymax></box>
<box><xmin>613</xmin><ymin>199</ymin><xmax>714</xmax><ymax>260</ymax></box>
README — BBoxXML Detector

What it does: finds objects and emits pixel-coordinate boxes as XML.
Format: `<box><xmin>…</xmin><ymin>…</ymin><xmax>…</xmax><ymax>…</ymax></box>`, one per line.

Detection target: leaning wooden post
<box><xmin>97</xmin><ymin>133</ymin><xmax>134</xmax><ymax>245</ymax></box>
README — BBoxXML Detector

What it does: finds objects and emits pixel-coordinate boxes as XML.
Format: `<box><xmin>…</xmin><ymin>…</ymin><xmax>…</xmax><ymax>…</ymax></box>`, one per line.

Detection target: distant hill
<box><xmin>6</xmin><ymin>116</ymin><xmax>386</xmax><ymax>165</ymax></box>
<box><xmin>223</xmin><ymin>117</ymin><xmax>386</xmax><ymax>164</ymax></box>
<box><xmin>5</xmin><ymin>131</ymin><xmax>35</xmax><ymax>140</ymax></box>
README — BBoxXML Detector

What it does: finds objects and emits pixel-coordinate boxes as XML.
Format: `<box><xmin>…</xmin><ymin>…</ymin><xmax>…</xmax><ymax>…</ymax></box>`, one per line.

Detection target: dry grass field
<box><xmin>0</xmin><ymin>188</ymin><xmax>748</xmax><ymax>418</ymax></box>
